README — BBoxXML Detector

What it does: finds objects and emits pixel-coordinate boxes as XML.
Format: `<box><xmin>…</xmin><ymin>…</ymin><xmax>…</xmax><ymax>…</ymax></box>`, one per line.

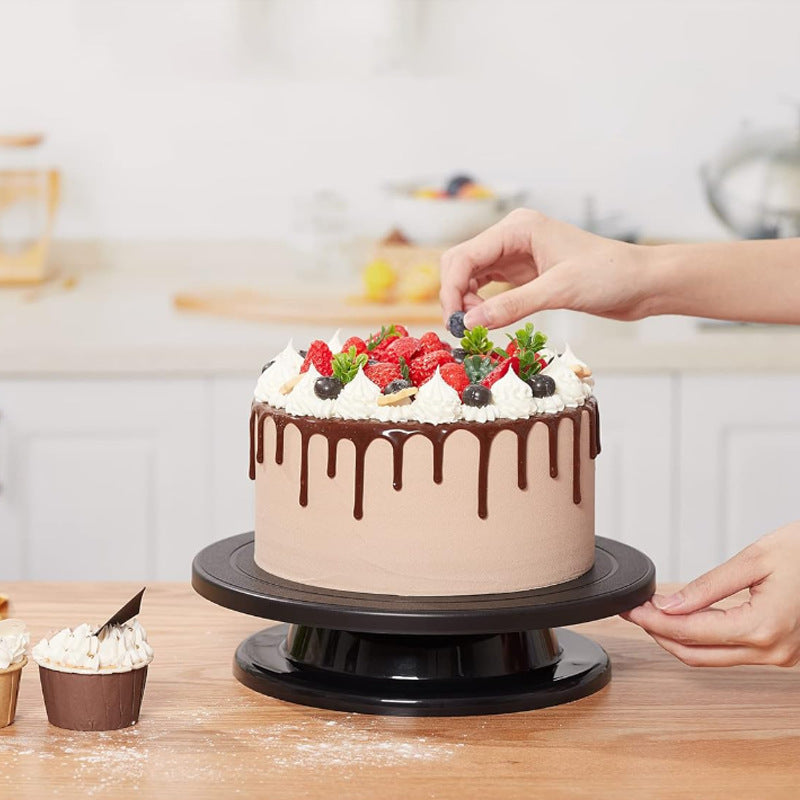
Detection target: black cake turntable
<box><xmin>192</xmin><ymin>532</ymin><xmax>655</xmax><ymax>716</ymax></box>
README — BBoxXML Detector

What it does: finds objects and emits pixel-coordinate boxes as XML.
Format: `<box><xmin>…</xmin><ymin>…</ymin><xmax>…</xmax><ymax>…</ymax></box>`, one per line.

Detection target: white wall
<box><xmin>1</xmin><ymin>0</ymin><xmax>799</xmax><ymax>241</ymax></box>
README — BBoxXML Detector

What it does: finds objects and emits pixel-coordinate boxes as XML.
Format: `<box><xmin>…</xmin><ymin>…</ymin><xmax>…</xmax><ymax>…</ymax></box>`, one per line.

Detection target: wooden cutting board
<box><xmin>172</xmin><ymin>288</ymin><xmax>445</xmax><ymax>326</ymax></box>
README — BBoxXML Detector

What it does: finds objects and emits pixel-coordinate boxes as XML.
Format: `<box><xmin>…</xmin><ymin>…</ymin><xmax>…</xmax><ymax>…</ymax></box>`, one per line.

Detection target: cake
<box><xmin>251</xmin><ymin>322</ymin><xmax>599</xmax><ymax>596</ymax></box>
<box><xmin>0</xmin><ymin>619</ymin><xmax>29</xmax><ymax>728</ymax></box>
<box><xmin>32</xmin><ymin>618</ymin><xmax>153</xmax><ymax>730</ymax></box>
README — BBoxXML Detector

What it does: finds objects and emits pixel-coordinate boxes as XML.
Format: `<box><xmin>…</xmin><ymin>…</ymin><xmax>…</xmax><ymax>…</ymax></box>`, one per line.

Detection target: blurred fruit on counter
<box><xmin>386</xmin><ymin>173</ymin><xmax>526</xmax><ymax>246</ymax></box>
<box><xmin>360</xmin><ymin>228</ymin><xmax>444</xmax><ymax>305</ymax></box>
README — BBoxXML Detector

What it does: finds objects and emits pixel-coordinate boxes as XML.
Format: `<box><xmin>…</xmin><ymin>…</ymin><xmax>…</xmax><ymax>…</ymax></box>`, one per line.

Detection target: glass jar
<box><xmin>0</xmin><ymin>134</ymin><xmax>60</xmax><ymax>284</ymax></box>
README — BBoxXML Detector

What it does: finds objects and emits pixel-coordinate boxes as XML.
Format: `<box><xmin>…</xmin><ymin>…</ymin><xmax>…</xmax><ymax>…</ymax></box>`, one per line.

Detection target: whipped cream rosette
<box><xmin>0</xmin><ymin>619</ymin><xmax>29</xmax><ymax>728</ymax></box>
<box><xmin>33</xmin><ymin>618</ymin><xmax>153</xmax><ymax>731</ymax></box>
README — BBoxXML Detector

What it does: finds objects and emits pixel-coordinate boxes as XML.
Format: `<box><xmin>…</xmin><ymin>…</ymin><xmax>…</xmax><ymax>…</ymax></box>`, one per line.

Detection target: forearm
<box><xmin>645</xmin><ymin>239</ymin><xmax>800</xmax><ymax>323</ymax></box>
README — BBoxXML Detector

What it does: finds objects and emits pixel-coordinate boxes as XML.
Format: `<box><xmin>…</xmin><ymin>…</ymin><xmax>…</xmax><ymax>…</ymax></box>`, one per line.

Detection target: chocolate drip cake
<box><xmin>250</xmin><ymin>323</ymin><xmax>599</xmax><ymax>596</ymax></box>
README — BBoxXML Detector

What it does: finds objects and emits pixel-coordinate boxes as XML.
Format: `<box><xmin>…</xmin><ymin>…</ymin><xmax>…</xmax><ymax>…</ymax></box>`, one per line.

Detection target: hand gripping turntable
<box><xmin>192</xmin><ymin>532</ymin><xmax>655</xmax><ymax>716</ymax></box>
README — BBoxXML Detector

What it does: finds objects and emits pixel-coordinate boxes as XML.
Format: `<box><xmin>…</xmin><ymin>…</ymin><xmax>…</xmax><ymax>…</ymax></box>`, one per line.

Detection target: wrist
<box><xmin>638</xmin><ymin>243</ymin><xmax>684</xmax><ymax>317</ymax></box>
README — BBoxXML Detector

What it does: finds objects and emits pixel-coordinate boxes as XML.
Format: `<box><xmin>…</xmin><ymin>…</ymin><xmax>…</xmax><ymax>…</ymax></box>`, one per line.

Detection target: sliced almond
<box><xmin>377</xmin><ymin>386</ymin><xmax>418</xmax><ymax>406</ymax></box>
<box><xmin>279</xmin><ymin>374</ymin><xmax>304</xmax><ymax>395</ymax></box>
<box><xmin>572</xmin><ymin>364</ymin><xmax>592</xmax><ymax>379</ymax></box>
<box><xmin>0</xmin><ymin>594</ymin><xmax>8</xmax><ymax>620</ymax></box>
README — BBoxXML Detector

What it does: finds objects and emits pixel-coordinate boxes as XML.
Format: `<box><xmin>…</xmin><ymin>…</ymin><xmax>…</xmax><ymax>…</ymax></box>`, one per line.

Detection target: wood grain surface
<box><xmin>1</xmin><ymin>582</ymin><xmax>798</xmax><ymax>799</ymax></box>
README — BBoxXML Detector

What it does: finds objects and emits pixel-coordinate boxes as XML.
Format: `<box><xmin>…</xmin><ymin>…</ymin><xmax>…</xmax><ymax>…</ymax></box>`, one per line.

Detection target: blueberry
<box><xmin>298</xmin><ymin>349</ymin><xmax>308</xmax><ymax>358</ymax></box>
<box><xmin>314</xmin><ymin>376</ymin><xmax>343</xmax><ymax>400</ymax></box>
<box><xmin>261</xmin><ymin>359</ymin><xmax>275</xmax><ymax>373</ymax></box>
<box><xmin>451</xmin><ymin>347</ymin><xmax>466</xmax><ymax>363</ymax></box>
<box><xmin>462</xmin><ymin>384</ymin><xmax>492</xmax><ymax>407</ymax></box>
<box><xmin>383</xmin><ymin>379</ymin><xmax>412</xmax><ymax>395</ymax></box>
<box><xmin>528</xmin><ymin>374</ymin><xmax>556</xmax><ymax>398</ymax></box>
<box><xmin>447</xmin><ymin>311</ymin><xmax>467</xmax><ymax>338</ymax></box>
<box><xmin>445</xmin><ymin>174</ymin><xmax>474</xmax><ymax>197</ymax></box>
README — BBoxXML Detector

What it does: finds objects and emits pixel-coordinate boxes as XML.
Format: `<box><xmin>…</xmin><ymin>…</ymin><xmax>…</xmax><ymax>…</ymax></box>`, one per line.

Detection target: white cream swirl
<box><xmin>373</xmin><ymin>403</ymin><xmax>417</xmax><ymax>423</ymax></box>
<box><xmin>254</xmin><ymin>341</ymin><xmax>304</xmax><ymax>408</ymax></box>
<box><xmin>461</xmin><ymin>403</ymin><xmax>498</xmax><ymax>423</ymax></box>
<box><xmin>491</xmin><ymin>370</ymin><xmax>533</xmax><ymax>419</ymax></box>
<box><xmin>32</xmin><ymin>619</ymin><xmax>153</xmax><ymax>674</ymax></box>
<box><xmin>533</xmin><ymin>393</ymin><xmax>566</xmax><ymax>415</ymax></box>
<box><xmin>285</xmin><ymin>366</ymin><xmax>337</xmax><ymax>418</ymax></box>
<box><xmin>327</xmin><ymin>329</ymin><xmax>343</xmax><ymax>353</ymax></box>
<box><xmin>336</xmin><ymin>368</ymin><xmax>381</xmax><ymax>420</ymax></box>
<box><xmin>412</xmin><ymin>368</ymin><xmax>462</xmax><ymax>424</ymax></box>
<box><xmin>0</xmin><ymin>620</ymin><xmax>29</xmax><ymax>670</ymax></box>
<box><xmin>541</xmin><ymin>355</ymin><xmax>587</xmax><ymax>408</ymax></box>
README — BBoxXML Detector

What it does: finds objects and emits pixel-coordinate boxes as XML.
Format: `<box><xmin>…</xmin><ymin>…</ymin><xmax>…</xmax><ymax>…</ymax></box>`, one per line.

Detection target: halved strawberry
<box><xmin>481</xmin><ymin>356</ymin><xmax>520</xmax><ymax>388</ymax></box>
<box><xmin>409</xmin><ymin>349</ymin><xmax>455</xmax><ymax>386</ymax></box>
<box><xmin>383</xmin><ymin>336</ymin><xmax>420</xmax><ymax>364</ymax></box>
<box><xmin>440</xmin><ymin>362</ymin><xmax>469</xmax><ymax>395</ymax></box>
<box><xmin>341</xmin><ymin>336</ymin><xmax>368</xmax><ymax>356</ymax></box>
<box><xmin>418</xmin><ymin>331</ymin><xmax>446</xmax><ymax>354</ymax></box>
<box><xmin>300</xmin><ymin>340</ymin><xmax>333</xmax><ymax>376</ymax></box>
<box><xmin>364</xmin><ymin>362</ymin><xmax>402</xmax><ymax>390</ymax></box>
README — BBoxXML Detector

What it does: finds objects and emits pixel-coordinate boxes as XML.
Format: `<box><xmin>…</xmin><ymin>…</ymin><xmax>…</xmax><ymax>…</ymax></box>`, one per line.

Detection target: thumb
<box><xmin>464</xmin><ymin>271</ymin><xmax>561</xmax><ymax>330</ymax></box>
<box><xmin>653</xmin><ymin>543</ymin><xmax>768</xmax><ymax>614</ymax></box>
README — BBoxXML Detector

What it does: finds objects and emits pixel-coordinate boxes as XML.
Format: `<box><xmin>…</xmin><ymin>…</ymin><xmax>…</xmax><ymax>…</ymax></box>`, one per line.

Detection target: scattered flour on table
<box><xmin>0</xmin><ymin>707</ymin><xmax>464</xmax><ymax>792</ymax></box>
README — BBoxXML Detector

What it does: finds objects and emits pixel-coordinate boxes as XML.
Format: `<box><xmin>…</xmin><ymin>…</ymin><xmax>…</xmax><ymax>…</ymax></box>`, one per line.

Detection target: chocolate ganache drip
<box><xmin>250</xmin><ymin>398</ymin><xmax>600</xmax><ymax>520</ymax></box>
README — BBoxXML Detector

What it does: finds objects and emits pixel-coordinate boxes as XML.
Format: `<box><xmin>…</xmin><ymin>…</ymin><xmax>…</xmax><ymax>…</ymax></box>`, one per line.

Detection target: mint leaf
<box><xmin>332</xmin><ymin>346</ymin><xmax>368</xmax><ymax>384</ymax></box>
<box><xmin>460</xmin><ymin>325</ymin><xmax>494</xmax><ymax>355</ymax></box>
<box><xmin>463</xmin><ymin>355</ymin><xmax>495</xmax><ymax>384</ymax></box>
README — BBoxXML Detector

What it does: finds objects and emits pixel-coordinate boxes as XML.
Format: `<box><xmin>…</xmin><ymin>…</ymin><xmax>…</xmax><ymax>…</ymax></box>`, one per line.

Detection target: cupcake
<box><xmin>32</xmin><ymin>619</ymin><xmax>153</xmax><ymax>731</ymax></box>
<box><xmin>0</xmin><ymin>619</ymin><xmax>29</xmax><ymax>728</ymax></box>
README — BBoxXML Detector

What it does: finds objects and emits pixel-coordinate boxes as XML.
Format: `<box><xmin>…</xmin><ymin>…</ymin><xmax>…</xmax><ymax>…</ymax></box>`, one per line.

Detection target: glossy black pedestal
<box><xmin>234</xmin><ymin>624</ymin><xmax>609</xmax><ymax>716</ymax></box>
<box><xmin>192</xmin><ymin>533</ymin><xmax>655</xmax><ymax>716</ymax></box>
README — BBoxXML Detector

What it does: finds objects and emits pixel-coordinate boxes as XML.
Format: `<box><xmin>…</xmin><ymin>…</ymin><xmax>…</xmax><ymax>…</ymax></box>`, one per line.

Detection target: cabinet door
<box><xmin>210</xmin><ymin>378</ymin><xmax>255</xmax><ymax>539</ymax></box>
<box><xmin>678</xmin><ymin>375</ymin><xmax>800</xmax><ymax>580</ymax></box>
<box><xmin>0</xmin><ymin>379</ymin><xmax>210</xmax><ymax>581</ymax></box>
<box><xmin>594</xmin><ymin>375</ymin><xmax>675</xmax><ymax>580</ymax></box>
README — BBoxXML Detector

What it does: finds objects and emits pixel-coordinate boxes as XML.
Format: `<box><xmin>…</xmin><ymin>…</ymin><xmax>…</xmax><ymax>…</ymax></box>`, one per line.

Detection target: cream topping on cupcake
<box><xmin>32</xmin><ymin>619</ymin><xmax>153</xmax><ymax>674</ymax></box>
<box><xmin>0</xmin><ymin>620</ymin><xmax>29</xmax><ymax>670</ymax></box>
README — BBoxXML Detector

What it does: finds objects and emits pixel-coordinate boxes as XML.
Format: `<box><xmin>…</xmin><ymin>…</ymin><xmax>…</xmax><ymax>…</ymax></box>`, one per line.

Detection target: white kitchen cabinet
<box><xmin>678</xmin><ymin>375</ymin><xmax>800</xmax><ymax>579</ymax></box>
<box><xmin>0</xmin><ymin>379</ymin><xmax>212</xmax><ymax>581</ymax></box>
<box><xmin>595</xmin><ymin>375</ymin><xmax>675</xmax><ymax>580</ymax></box>
<box><xmin>210</xmin><ymin>378</ymin><xmax>256</xmax><ymax>539</ymax></box>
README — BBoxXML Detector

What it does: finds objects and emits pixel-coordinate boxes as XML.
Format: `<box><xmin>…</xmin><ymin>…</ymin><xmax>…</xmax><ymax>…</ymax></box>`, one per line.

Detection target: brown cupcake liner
<box><xmin>38</xmin><ymin>663</ymin><xmax>148</xmax><ymax>731</ymax></box>
<box><xmin>0</xmin><ymin>656</ymin><xmax>26</xmax><ymax>728</ymax></box>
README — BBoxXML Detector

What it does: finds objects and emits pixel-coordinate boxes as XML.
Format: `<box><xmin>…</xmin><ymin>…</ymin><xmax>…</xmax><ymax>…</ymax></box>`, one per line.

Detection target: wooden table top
<box><xmin>1</xmin><ymin>582</ymin><xmax>798</xmax><ymax>799</ymax></box>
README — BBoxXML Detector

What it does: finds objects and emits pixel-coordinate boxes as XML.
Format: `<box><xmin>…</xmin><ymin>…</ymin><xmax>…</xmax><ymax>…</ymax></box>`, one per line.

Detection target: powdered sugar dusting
<box><xmin>0</xmin><ymin>704</ymin><xmax>464</xmax><ymax>793</ymax></box>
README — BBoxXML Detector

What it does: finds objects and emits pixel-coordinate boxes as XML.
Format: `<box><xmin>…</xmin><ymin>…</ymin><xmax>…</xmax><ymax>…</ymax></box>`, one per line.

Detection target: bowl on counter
<box><xmin>385</xmin><ymin>178</ymin><xmax>527</xmax><ymax>246</ymax></box>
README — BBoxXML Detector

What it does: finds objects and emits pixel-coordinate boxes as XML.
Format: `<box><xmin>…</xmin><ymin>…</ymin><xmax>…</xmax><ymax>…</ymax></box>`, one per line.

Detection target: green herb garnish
<box><xmin>463</xmin><ymin>354</ymin><xmax>496</xmax><ymax>384</ymax></box>
<box><xmin>505</xmin><ymin>322</ymin><xmax>548</xmax><ymax>381</ymax></box>
<box><xmin>460</xmin><ymin>325</ymin><xmax>494</xmax><ymax>355</ymax></box>
<box><xmin>332</xmin><ymin>346</ymin><xmax>369</xmax><ymax>384</ymax></box>
<box><xmin>366</xmin><ymin>324</ymin><xmax>398</xmax><ymax>351</ymax></box>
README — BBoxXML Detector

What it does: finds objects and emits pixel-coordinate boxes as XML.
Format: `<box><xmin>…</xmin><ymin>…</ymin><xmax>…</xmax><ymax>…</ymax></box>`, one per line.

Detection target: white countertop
<box><xmin>2</xmin><ymin>241</ymin><xmax>800</xmax><ymax>377</ymax></box>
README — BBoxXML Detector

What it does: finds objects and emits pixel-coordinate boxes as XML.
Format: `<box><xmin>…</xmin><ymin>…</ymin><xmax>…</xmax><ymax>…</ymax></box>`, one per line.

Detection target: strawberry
<box><xmin>506</xmin><ymin>340</ymin><xmax>518</xmax><ymax>357</ymax></box>
<box><xmin>409</xmin><ymin>349</ymin><xmax>454</xmax><ymax>386</ymax></box>
<box><xmin>383</xmin><ymin>336</ymin><xmax>420</xmax><ymax>364</ymax></box>
<box><xmin>300</xmin><ymin>340</ymin><xmax>333</xmax><ymax>376</ymax></box>
<box><xmin>341</xmin><ymin>336</ymin><xmax>367</xmax><ymax>356</ymax></box>
<box><xmin>393</xmin><ymin>324</ymin><xmax>409</xmax><ymax>338</ymax></box>
<box><xmin>418</xmin><ymin>331</ymin><xmax>446</xmax><ymax>354</ymax></box>
<box><xmin>440</xmin><ymin>362</ymin><xmax>469</xmax><ymax>395</ymax></box>
<box><xmin>364</xmin><ymin>362</ymin><xmax>402</xmax><ymax>390</ymax></box>
<box><xmin>481</xmin><ymin>356</ymin><xmax>519</xmax><ymax>388</ymax></box>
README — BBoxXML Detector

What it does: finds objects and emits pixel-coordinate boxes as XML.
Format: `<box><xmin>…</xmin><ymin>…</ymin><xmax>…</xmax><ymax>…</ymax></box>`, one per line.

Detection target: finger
<box><xmin>648</xmin><ymin>633</ymin><xmax>763</xmax><ymax>668</ymax></box>
<box><xmin>439</xmin><ymin>214</ymin><xmax>535</xmax><ymax>319</ymax></box>
<box><xmin>464</xmin><ymin>269</ymin><xmax>562</xmax><ymax>329</ymax></box>
<box><xmin>652</xmin><ymin>543</ymin><xmax>768</xmax><ymax>615</ymax></box>
<box><xmin>623</xmin><ymin>601</ymin><xmax>750</xmax><ymax>646</ymax></box>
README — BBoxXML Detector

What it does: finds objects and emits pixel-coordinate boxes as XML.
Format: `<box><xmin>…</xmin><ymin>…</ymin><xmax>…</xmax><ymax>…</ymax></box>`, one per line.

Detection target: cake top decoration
<box><xmin>254</xmin><ymin>320</ymin><xmax>593</xmax><ymax>423</ymax></box>
<box><xmin>0</xmin><ymin>619</ymin><xmax>29</xmax><ymax>670</ymax></box>
<box><xmin>32</xmin><ymin>619</ymin><xmax>153</xmax><ymax>674</ymax></box>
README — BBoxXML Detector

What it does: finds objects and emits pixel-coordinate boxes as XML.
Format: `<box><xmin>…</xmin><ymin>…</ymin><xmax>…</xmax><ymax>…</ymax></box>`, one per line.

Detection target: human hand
<box><xmin>439</xmin><ymin>208</ymin><xmax>659</xmax><ymax>329</ymax></box>
<box><xmin>621</xmin><ymin>522</ymin><xmax>800</xmax><ymax>667</ymax></box>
